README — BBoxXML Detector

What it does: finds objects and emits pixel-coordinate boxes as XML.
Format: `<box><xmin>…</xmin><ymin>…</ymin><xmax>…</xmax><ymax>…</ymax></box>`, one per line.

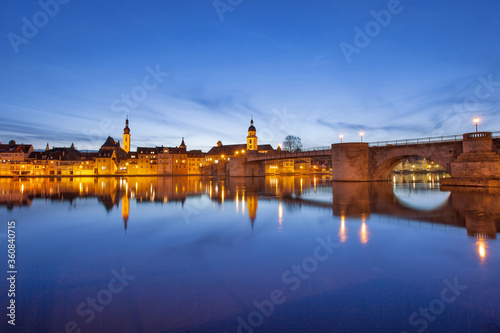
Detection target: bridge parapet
<box><xmin>245</xmin><ymin>148</ymin><xmax>331</xmax><ymax>162</ymax></box>
<box><xmin>464</xmin><ymin>132</ymin><xmax>491</xmax><ymax>140</ymax></box>
<box><xmin>463</xmin><ymin>132</ymin><xmax>493</xmax><ymax>153</ymax></box>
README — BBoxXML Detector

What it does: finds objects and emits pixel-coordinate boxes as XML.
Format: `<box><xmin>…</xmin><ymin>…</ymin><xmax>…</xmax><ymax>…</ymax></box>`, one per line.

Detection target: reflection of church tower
<box><xmin>247</xmin><ymin>118</ymin><xmax>257</xmax><ymax>151</ymax></box>
<box><xmin>122</xmin><ymin>192</ymin><xmax>129</xmax><ymax>231</ymax></box>
<box><xmin>123</xmin><ymin>117</ymin><xmax>131</xmax><ymax>153</ymax></box>
<box><xmin>247</xmin><ymin>194</ymin><xmax>258</xmax><ymax>228</ymax></box>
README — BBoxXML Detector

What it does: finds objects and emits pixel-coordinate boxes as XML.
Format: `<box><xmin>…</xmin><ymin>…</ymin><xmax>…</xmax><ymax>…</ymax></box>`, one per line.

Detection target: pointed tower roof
<box><xmin>45</xmin><ymin>142</ymin><xmax>50</xmax><ymax>151</ymax></box>
<box><xmin>123</xmin><ymin>117</ymin><xmax>130</xmax><ymax>134</ymax></box>
<box><xmin>248</xmin><ymin>117</ymin><xmax>256</xmax><ymax>132</ymax></box>
<box><xmin>180</xmin><ymin>137</ymin><xmax>186</xmax><ymax>148</ymax></box>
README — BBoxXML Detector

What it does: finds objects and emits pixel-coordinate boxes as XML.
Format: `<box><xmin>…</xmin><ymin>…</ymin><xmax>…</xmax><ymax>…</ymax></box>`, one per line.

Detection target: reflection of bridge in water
<box><xmin>1</xmin><ymin>176</ymin><xmax>498</xmax><ymax>241</ymax></box>
<box><xmin>262</xmin><ymin>181</ymin><xmax>499</xmax><ymax>240</ymax></box>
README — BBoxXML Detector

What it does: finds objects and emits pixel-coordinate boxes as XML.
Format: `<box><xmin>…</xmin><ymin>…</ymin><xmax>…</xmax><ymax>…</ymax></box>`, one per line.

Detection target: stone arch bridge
<box><xmin>239</xmin><ymin>132</ymin><xmax>500</xmax><ymax>182</ymax></box>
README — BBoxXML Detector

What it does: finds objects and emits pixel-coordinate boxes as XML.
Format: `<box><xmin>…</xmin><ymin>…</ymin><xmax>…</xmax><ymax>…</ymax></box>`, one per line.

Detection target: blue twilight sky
<box><xmin>1</xmin><ymin>0</ymin><xmax>499</xmax><ymax>151</ymax></box>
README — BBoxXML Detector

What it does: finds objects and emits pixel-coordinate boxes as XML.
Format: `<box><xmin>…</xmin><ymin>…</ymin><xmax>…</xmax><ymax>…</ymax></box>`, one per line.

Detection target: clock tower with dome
<box><xmin>247</xmin><ymin>117</ymin><xmax>258</xmax><ymax>151</ymax></box>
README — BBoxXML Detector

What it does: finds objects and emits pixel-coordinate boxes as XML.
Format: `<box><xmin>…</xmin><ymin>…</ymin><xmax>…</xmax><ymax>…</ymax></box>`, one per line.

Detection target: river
<box><xmin>1</xmin><ymin>174</ymin><xmax>499</xmax><ymax>332</ymax></box>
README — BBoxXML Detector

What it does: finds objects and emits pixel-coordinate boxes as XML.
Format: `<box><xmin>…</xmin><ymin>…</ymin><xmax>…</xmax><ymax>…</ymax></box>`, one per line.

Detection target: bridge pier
<box><xmin>443</xmin><ymin>132</ymin><xmax>500</xmax><ymax>187</ymax></box>
<box><xmin>331</xmin><ymin>143</ymin><xmax>371</xmax><ymax>181</ymax></box>
<box><xmin>228</xmin><ymin>157</ymin><xmax>266</xmax><ymax>177</ymax></box>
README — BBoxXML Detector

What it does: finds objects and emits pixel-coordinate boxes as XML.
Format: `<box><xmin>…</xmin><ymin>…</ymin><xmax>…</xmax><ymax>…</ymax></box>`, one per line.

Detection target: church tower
<box><xmin>247</xmin><ymin>117</ymin><xmax>257</xmax><ymax>151</ymax></box>
<box><xmin>123</xmin><ymin>117</ymin><xmax>130</xmax><ymax>153</ymax></box>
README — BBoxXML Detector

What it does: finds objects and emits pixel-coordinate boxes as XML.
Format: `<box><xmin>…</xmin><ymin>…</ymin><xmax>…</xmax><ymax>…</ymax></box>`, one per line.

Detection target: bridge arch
<box><xmin>369</xmin><ymin>142</ymin><xmax>462</xmax><ymax>181</ymax></box>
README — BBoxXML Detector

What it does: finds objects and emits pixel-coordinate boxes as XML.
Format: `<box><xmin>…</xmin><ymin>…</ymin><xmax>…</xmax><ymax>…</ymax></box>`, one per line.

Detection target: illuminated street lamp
<box><xmin>360</xmin><ymin>131</ymin><xmax>364</xmax><ymax>142</ymax></box>
<box><xmin>339</xmin><ymin>134</ymin><xmax>343</xmax><ymax>143</ymax></box>
<box><xmin>474</xmin><ymin>117</ymin><xmax>479</xmax><ymax>132</ymax></box>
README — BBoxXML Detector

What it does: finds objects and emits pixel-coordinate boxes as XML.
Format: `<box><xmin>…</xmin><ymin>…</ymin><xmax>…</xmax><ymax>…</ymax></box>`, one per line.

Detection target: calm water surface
<box><xmin>1</xmin><ymin>175</ymin><xmax>499</xmax><ymax>333</ymax></box>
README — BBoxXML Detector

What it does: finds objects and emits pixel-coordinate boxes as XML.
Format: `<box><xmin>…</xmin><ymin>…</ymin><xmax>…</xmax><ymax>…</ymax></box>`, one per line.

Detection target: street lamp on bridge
<box><xmin>360</xmin><ymin>131</ymin><xmax>364</xmax><ymax>142</ymax></box>
<box><xmin>339</xmin><ymin>134</ymin><xmax>343</xmax><ymax>143</ymax></box>
<box><xmin>474</xmin><ymin>117</ymin><xmax>479</xmax><ymax>132</ymax></box>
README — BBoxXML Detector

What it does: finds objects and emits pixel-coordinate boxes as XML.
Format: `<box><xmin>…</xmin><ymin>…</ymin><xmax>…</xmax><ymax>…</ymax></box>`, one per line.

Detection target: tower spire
<box><xmin>123</xmin><ymin>117</ymin><xmax>131</xmax><ymax>153</ymax></box>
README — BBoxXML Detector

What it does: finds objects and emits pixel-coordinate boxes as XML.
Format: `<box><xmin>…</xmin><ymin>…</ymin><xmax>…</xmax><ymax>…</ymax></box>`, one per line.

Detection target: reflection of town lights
<box><xmin>360</xmin><ymin>220</ymin><xmax>368</xmax><ymax>244</ymax></box>
<box><xmin>242</xmin><ymin>193</ymin><xmax>245</xmax><ymax>214</ymax></box>
<box><xmin>477</xmin><ymin>239</ymin><xmax>487</xmax><ymax>260</ymax></box>
<box><xmin>339</xmin><ymin>215</ymin><xmax>347</xmax><ymax>243</ymax></box>
<box><xmin>278</xmin><ymin>201</ymin><xmax>283</xmax><ymax>225</ymax></box>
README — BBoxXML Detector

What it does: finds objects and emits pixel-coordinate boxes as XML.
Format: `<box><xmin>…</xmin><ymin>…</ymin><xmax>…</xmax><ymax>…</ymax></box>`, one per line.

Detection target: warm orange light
<box><xmin>241</xmin><ymin>150</ymin><xmax>245</xmax><ymax>153</ymax></box>
<box><xmin>477</xmin><ymin>239</ymin><xmax>487</xmax><ymax>260</ymax></box>
<box><xmin>278</xmin><ymin>201</ymin><xmax>283</xmax><ymax>226</ymax></box>
<box><xmin>339</xmin><ymin>215</ymin><xmax>347</xmax><ymax>243</ymax></box>
<box><xmin>474</xmin><ymin>117</ymin><xmax>479</xmax><ymax>124</ymax></box>
<box><xmin>360</xmin><ymin>218</ymin><xmax>368</xmax><ymax>244</ymax></box>
<box><xmin>339</xmin><ymin>134</ymin><xmax>343</xmax><ymax>139</ymax></box>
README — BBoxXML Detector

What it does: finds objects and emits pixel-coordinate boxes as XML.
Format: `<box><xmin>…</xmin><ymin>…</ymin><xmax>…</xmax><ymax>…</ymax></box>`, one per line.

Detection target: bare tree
<box><xmin>282</xmin><ymin>135</ymin><xmax>303</xmax><ymax>152</ymax></box>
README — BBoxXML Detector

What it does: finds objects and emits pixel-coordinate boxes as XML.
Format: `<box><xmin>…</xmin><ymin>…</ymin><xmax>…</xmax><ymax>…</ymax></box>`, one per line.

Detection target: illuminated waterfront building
<box><xmin>28</xmin><ymin>145</ymin><xmax>95</xmax><ymax>176</ymax></box>
<box><xmin>136</xmin><ymin>146</ymin><xmax>160</xmax><ymax>175</ymax></box>
<box><xmin>96</xmin><ymin>136</ymin><xmax>128</xmax><ymax>175</ymax></box>
<box><xmin>205</xmin><ymin>118</ymin><xmax>274</xmax><ymax>165</ymax></box>
<box><xmin>0</xmin><ymin>140</ymin><xmax>34</xmax><ymax>163</ymax></box>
